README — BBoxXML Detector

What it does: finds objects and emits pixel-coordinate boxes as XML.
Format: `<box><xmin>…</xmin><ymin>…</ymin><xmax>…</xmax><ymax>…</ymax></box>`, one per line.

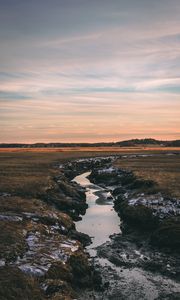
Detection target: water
<box><xmin>73</xmin><ymin>171</ymin><xmax>180</xmax><ymax>299</ymax></box>
<box><xmin>72</xmin><ymin>171</ymin><xmax>121</xmax><ymax>255</ymax></box>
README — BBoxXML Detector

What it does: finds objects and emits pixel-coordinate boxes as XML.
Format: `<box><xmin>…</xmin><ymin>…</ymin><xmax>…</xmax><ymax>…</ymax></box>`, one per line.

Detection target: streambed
<box><xmin>72</xmin><ymin>169</ymin><xmax>180</xmax><ymax>300</ymax></box>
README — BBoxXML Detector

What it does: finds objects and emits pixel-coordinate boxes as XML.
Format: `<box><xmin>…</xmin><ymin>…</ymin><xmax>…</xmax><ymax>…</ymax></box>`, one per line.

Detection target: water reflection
<box><xmin>73</xmin><ymin>172</ymin><xmax>121</xmax><ymax>251</ymax></box>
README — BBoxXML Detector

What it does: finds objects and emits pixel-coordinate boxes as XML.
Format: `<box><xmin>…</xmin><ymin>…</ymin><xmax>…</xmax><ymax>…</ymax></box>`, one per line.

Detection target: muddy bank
<box><xmin>64</xmin><ymin>155</ymin><xmax>180</xmax><ymax>299</ymax></box>
<box><xmin>0</xmin><ymin>158</ymin><xmax>108</xmax><ymax>300</ymax></box>
<box><xmin>88</xmin><ymin>159</ymin><xmax>180</xmax><ymax>249</ymax></box>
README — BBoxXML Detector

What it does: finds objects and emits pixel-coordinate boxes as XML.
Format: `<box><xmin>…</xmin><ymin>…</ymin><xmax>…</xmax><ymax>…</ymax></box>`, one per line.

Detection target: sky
<box><xmin>0</xmin><ymin>0</ymin><xmax>180</xmax><ymax>143</ymax></box>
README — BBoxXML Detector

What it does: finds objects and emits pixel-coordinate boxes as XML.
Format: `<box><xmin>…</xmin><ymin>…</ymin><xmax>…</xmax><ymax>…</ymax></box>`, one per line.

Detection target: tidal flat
<box><xmin>0</xmin><ymin>148</ymin><xmax>180</xmax><ymax>300</ymax></box>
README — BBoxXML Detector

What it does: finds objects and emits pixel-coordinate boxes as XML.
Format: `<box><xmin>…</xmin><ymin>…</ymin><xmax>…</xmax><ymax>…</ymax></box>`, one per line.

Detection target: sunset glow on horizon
<box><xmin>0</xmin><ymin>0</ymin><xmax>180</xmax><ymax>143</ymax></box>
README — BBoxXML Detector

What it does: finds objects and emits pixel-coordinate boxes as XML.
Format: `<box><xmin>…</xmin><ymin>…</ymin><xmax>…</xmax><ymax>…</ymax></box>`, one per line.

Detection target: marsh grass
<box><xmin>115</xmin><ymin>155</ymin><xmax>180</xmax><ymax>198</ymax></box>
<box><xmin>0</xmin><ymin>148</ymin><xmax>180</xmax><ymax>298</ymax></box>
<box><xmin>0</xmin><ymin>149</ymin><xmax>179</xmax><ymax>197</ymax></box>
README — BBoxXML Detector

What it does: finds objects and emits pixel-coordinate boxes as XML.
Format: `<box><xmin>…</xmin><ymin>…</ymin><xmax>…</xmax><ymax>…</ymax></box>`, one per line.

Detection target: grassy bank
<box><xmin>115</xmin><ymin>154</ymin><xmax>180</xmax><ymax>198</ymax></box>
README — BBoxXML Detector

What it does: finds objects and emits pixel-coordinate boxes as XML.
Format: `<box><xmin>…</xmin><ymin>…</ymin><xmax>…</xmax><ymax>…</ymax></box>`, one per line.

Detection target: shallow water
<box><xmin>73</xmin><ymin>171</ymin><xmax>180</xmax><ymax>300</ymax></box>
<box><xmin>73</xmin><ymin>171</ymin><xmax>121</xmax><ymax>253</ymax></box>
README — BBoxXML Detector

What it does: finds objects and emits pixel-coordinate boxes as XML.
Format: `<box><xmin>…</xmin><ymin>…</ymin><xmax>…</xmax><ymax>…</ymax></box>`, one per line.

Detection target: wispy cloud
<box><xmin>0</xmin><ymin>0</ymin><xmax>180</xmax><ymax>142</ymax></box>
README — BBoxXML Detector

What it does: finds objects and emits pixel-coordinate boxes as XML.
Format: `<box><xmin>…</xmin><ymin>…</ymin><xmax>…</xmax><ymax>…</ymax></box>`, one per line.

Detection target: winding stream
<box><xmin>73</xmin><ymin>171</ymin><xmax>121</xmax><ymax>255</ymax></box>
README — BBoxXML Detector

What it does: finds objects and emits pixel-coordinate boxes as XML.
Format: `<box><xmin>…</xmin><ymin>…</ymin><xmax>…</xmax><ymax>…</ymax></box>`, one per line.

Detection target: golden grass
<box><xmin>115</xmin><ymin>155</ymin><xmax>180</xmax><ymax>198</ymax></box>
<box><xmin>0</xmin><ymin>150</ymin><xmax>117</xmax><ymax>196</ymax></box>
<box><xmin>0</xmin><ymin>148</ymin><xmax>179</xmax><ymax>198</ymax></box>
<box><xmin>0</xmin><ymin>146</ymin><xmax>180</xmax><ymax>153</ymax></box>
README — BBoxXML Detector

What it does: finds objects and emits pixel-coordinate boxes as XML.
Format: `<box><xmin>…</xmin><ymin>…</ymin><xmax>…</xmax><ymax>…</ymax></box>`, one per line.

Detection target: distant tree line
<box><xmin>0</xmin><ymin>139</ymin><xmax>179</xmax><ymax>148</ymax></box>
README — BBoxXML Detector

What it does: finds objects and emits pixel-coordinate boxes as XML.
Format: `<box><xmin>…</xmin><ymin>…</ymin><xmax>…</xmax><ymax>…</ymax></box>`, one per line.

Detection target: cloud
<box><xmin>0</xmin><ymin>91</ymin><xmax>32</xmax><ymax>100</ymax></box>
<box><xmin>0</xmin><ymin>0</ymin><xmax>180</xmax><ymax>142</ymax></box>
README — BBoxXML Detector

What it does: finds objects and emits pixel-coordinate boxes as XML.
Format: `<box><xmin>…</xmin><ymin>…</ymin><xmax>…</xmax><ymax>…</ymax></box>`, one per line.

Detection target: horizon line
<box><xmin>0</xmin><ymin>137</ymin><xmax>179</xmax><ymax>145</ymax></box>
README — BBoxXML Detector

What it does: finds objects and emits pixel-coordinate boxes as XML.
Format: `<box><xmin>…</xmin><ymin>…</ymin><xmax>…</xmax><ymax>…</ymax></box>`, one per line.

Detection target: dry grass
<box><xmin>0</xmin><ymin>151</ymin><xmax>98</xmax><ymax>196</ymax></box>
<box><xmin>0</xmin><ymin>146</ymin><xmax>180</xmax><ymax>153</ymax></box>
<box><xmin>0</xmin><ymin>266</ymin><xmax>44</xmax><ymax>300</ymax></box>
<box><xmin>0</xmin><ymin>147</ymin><xmax>179</xmax><ymax>197</ymax></box>
<box><xmin>0</xmin><ymin>147</ymin><xmax>180</xmax><ymax>298</ymax></box>
<box><xmin>115</xmin><ymin>155</ymin><xmax>180</xmax><ymax>198</ymax></box>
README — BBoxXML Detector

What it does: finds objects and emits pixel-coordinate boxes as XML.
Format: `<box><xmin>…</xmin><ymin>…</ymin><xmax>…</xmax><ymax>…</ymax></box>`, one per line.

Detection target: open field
<box><xmin>0</xmin><ymin>147</ymin><xmax>179</xmax><ymax>198</ymax></box>
<box><xmin>0</xmin><ymin>151</ymin><xmax>89</xmax><ymax>197</ymax></box>
<box><xmin>0</xmin><ymin>146</ymin><xmax>180</xmax><ymax>153</ymax></box>
<box><xmin>0</xmin><ymin>149</ymin><xmax>128</xmax><ymax>197</ymax></box>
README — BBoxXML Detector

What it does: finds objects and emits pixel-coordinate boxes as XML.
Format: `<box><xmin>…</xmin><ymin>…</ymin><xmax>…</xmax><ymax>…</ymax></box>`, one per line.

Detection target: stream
<box><xmin>72</xmin><ymin>170</ymin><xmax>180</xmax><ymax>300</ymax></box>
<box><xmin>73</xmin><ymin>171</ymin><xmax>121</xmax><ymax>256</ymax></box>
